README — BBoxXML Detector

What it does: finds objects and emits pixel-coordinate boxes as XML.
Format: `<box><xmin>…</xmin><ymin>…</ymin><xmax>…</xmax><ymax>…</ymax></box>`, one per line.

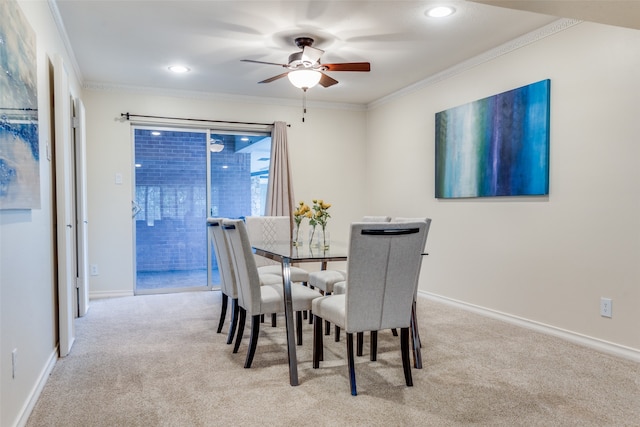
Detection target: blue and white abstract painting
<box><xmin>435</xmin><ymin>80</ymin><xmax>550</xmax><ymax>199</ymax></box>
<box><xmin>0</xmin><ymin>0</ymin><xmax>40</xmax><ymax>209</ymax></box>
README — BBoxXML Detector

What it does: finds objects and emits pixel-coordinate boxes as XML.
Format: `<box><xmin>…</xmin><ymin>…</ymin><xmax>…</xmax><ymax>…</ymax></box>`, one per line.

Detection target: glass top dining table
<box><xmin>252</xmin><ymin>241</ymin><xmax>348</xmax><ymax>386</ymax></box>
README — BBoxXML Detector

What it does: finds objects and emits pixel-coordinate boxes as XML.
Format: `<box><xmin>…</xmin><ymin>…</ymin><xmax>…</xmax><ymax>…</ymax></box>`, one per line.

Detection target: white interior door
<box><xmin>74</xmin><ymin>98</ymin><xmax>90</xmax><ymax>316</ymax></box>
<box><xmin>54</xmin><ymin>55</ymin><xmax>76</xmax><ymax>357</ymax></box>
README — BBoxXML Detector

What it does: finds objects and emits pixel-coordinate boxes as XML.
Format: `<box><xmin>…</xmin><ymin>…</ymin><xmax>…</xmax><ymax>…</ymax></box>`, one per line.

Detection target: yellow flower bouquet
<box><xmin>311</xmin><ymin>199</ymin><xmax>331</xmax><ymax>249</ymax></box>
<box><xmin>292</xmin><ymin>201</ymin><xmax>311</xmax><ymax>246</ymax></box>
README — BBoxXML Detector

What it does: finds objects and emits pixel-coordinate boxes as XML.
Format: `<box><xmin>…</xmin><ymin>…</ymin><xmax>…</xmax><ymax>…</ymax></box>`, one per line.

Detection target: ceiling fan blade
<box><xmin>258</xmin><ymin>72</ymin><xmax>290</xmax><ymax>84</ymax></box>
<box><xmin>322</xmin><ymin>62</ymin><xmax>371</xmax><ymax>72</ymax></box>
<box><xmin>318</xmin><ymin>72</ymin><xmax>339</xmax><ymax>88</ymax></box>
<box><xmin>302</xmin><ymin>46</ymin><xmax>324</xmax><ymax>64</ymax></box>
<box><xmin>241</xmin><ymin>59</ymin><xmax>288</xmax><ymax>67</ymax></box>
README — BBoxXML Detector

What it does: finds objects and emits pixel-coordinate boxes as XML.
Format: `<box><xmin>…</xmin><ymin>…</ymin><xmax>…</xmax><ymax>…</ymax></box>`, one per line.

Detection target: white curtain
<box><xmin>265</xmin><ymin>122</ymin><xmax>295</xmax><ymax>224</ymax></box>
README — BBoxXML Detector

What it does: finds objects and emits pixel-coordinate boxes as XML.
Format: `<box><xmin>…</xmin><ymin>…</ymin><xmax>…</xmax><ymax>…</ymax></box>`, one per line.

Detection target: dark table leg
<box><xmin>281</xmin><ymin>257</ymin><xmax>299</xmax><ymax>385</ymax></box>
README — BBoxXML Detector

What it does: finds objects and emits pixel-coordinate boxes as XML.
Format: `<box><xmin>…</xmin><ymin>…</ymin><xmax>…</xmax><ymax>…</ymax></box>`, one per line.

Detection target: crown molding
<box><xmin>74</xmin><ymin>16</ymin><xmax>580</xmax><ymax>113</ymax></box>
<box><xmin>367</xmin><ymin>18</ymin><xmax>582</xmax><ymax>110</ymax></box>
<box><xmin>82</xmin><ymin>81</ymin><xmax>367</xmax><ymax>112</ymax></box>
<box><xmin>48</xmin><ymin>0</ymin><xmax>84</xmax><ymax>84</ymax></box>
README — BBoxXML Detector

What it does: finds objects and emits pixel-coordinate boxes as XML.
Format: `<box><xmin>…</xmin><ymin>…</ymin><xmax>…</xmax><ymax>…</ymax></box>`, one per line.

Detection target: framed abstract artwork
<box><xmin>0</xmin><ymin>0</ymin><xmax>40</xmax><ymax>209</ymax></box>
<box><xmin>435</xmin><ymin>79</ymin><xmax>550</xmax><ymax>199</ymax></box>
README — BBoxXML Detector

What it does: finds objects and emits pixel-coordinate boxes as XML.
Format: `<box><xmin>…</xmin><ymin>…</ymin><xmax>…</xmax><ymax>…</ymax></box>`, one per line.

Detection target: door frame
<box><xmin>73</xmin><ymin>98</ymin><xmax>90</xmax><ymax>317</ymax></box>
<box><xmin>53</xmin><ymin>54</ymin><xmax>76</xmax><ymax>357</ymax></box>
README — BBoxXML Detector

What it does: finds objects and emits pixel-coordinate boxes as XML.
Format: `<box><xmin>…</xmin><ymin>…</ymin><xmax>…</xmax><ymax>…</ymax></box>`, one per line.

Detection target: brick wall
<box><xmin>134</xmin><ymin>129</ymin><xmax>252</xmax><ymax>272</ymax></box>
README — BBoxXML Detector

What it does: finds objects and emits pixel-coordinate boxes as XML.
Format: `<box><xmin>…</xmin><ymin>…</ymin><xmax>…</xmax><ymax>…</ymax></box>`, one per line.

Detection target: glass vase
<box><xmin>292</xmin><ymin>224</ymin><xmax>303</xmax><ymax>247</ymax></box>
<box><xmin>320</xmin><ymin>228</ymin><xmax>330</xmax><ymax>250</ymax></box>
<box><xmin>308</xmin><ymin>228</ymin><xmax>320</xmax><ymax>248</ymax></box>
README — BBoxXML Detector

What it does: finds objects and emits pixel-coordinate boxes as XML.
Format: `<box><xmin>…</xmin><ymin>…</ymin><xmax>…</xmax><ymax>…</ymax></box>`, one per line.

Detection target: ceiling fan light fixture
<box><xmin>288</xmin><ymin>69</ymin><xmax>322</xmax><ymax>89</ymax></box>
<box><xmin>168</xmin><ymin>64</ymin><xmax>190</xmax><ymax>73</ymax></box>
<box><xmin>425</xmin><ymin>6</ymin><xmax>456</xmax><ymax>18</ymax></box>
<box><xmin>209</xmin><ymin>139</ymin><xmax>225</xmax><ymax>152</ymax></box>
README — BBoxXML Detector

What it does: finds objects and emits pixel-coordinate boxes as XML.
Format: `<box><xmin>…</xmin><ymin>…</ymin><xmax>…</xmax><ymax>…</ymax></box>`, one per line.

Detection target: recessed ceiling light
<box><xmin>426</xmin><ymin>6</ymin><xmax>456</xmax><ymax>18</ymax></box>
<box><xmin>168</xmin><ymin>65</ymin><xmax>190</xmax><ymax>73</ymax></box>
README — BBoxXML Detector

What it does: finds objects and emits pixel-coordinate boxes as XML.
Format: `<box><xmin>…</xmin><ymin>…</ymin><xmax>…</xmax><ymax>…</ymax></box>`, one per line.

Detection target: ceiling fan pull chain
<box><xmin>302</xmin><ymin>89</ymin><xmax>307</xmax><ymax>123</ymax></box>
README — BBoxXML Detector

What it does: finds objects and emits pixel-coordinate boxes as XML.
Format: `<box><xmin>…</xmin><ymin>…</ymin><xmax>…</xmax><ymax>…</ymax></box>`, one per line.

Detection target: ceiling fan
<box><xmin>241</xmin><ymin>37</ymin><xmax>370</xmax><ymax>89</ymax></box>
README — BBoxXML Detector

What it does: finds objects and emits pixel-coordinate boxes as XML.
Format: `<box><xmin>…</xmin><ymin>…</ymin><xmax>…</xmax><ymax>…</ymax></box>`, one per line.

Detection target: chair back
<box><xmin>391</xmin><ymin>217</ymin><xmax>432</xmax><ymax>253</ymax></box>
<box><xmin>245</xmin><ymin>215</ymin><xmax>291</xmax><ymax>244</ymax></box>
<box><xmin>245</xmin><ymin>216</ymin><xmax>291</xmax><ymax>267</ymax></box>
<box><xmin>207</xmin><ymin>218</ymin><xmax>237</xmax><ymax>298</ymax></box>
<box><xmin>391</xmin><ymin>217</ymin><xmax>432</xmax><ymax>299</ymax></box>
<box><xmin>222</xmin><ymin>219</ymin><xmax>263</xmax><ymax>315</ymax></box>
<box><xmin>362</xmin><ymin>216</ymin><xmax>391</xmax><ymax>222</ymax></box>
<box><xmin>344</xmin><ymin>222</ymin><xmax>427</xmax><ymax>333</ymax></box>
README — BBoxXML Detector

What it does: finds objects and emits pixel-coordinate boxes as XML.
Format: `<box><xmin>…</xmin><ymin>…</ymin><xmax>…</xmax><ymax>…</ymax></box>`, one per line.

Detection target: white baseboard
<box><xmin>89</xmin><ymin>290</ymin><xmax>134</xmax><ymax>299</ymax></box>
<box><xmin>15</xmin><ymin>348</ymin><xmax>58</xmax><ymax>427</ymax></box>
<box><xmin>420</xmin><ymin>291</ymin><xmax>640</xmax><ymax>363</ymax></box>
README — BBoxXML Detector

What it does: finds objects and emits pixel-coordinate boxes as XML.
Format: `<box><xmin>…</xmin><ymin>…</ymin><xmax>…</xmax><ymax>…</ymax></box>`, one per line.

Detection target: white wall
<box><xmin>366</xmin><ymin>21</ymin><xmax>640</xmax><ymax>352</ymax></box>
<box><xmin>82</xmin><ymin>90</ymin><xmax>367</xmax><ymax>297</ymax></box>
<box><xmin>3</xmin><ymin>8</ymin><xmax>639</xmax><ymax>426</ymax></box>
<box><xmin>1</xmin><ymin>1</ymin><xmax>82</xmax><ymax>426</ymax></box>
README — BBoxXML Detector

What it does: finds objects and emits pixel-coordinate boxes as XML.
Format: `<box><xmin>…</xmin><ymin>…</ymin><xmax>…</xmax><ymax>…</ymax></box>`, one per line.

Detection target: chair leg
<box><xmin>356</xmin><ymin>332</ymin><xmax>363</xmax><ymax>356</ymax></box>
<box><xmin>303</xmin><ymin>282</ymin><xmax>309</xmax><ymax>320</ymax></box>
<box><xmin>245</xmin><ymin>315</ymin><xmax>261</xmax><ymax>368</ymax></box>
<box><xmin>324</xmin><ymin>292</ymin><xmax>332</xmax><ymax>334</ymax></box>
<box><xmin>233</xmin><ymin>307</ymin><xmax>246</xmax><ymax>354</ymax></box>
<box><xmin>410</xmin><ymin>301</ymin><xmax>422</xmax><ymax>369</ymax></box>
<box><xmin>226</xmin><ymin>298</ymin><xmax>239</xmax><ymax>345</ymax></box>
<box><xmin>307</xmin><ymin>287</ymin><xmax>315</xmax><ymax>324</ymax></box>
<box><xmin>335</xmin><ymin>325</ymin><xmax>341</xmax><ymax>342</ymax></box>
<box><xmin>272</xmin><ymin>313</ymin><xmax>277</xmax><ymax>327</ymax></box>
<box><xmin>217</xmin><ymin>293</ymin><xmax>228</xmax><ymax>333</ymax></box>
<box><xmin>346</xmin><ymin>333</ymin><xmax>357</xmax><ymax>396</ymax></box>
<box><xmin>296</xmin><ymin>311</ymin><xmax>303</xmax><ymax>345</ymax></box>
<box><xmin>401</xmin><ymin>327</ymin><xmax>413</xmax><ymax>387</ymax></box>
<box><xmin>313</xmin><ymin>314</ymin><xmax>324</xmax><ymax>368</ymax></box>
<box><xmin>370</xmin><ymin>331</ymin><xmax>378</xmax><ymax>361</ymax></box>
<box><xmin>391</xmin><ymin>328</ymin><xmax>398</xmax><ymax>336</ymax></box>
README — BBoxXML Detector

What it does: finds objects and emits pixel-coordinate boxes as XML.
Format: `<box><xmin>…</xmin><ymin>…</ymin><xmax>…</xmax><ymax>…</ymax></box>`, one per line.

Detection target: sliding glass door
<box><xmin>133</xmin><ymin>128</ymin><xmax>209</xmax><ymax>294</ymax></box>
<box><xmin>133</xmin><ymin>126</ymin><xmax>271</xmax><ymax>294</ymax></box>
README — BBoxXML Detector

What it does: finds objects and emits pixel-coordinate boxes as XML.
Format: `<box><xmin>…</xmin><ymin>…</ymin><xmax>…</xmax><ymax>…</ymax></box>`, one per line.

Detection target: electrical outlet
<box><xmin>600</xmin><ymin>297</ymin><xmax>612</xmax><ymax>318</ymax></box>
<box><xmin>90</xmin><ymin>264</ymin><xmax>99</xmax><ymax>276</ymax></box>
<box><xmin>12</xmin><ymin>349</ymin><xmax>17</xmax><ymax>379</ymax></box>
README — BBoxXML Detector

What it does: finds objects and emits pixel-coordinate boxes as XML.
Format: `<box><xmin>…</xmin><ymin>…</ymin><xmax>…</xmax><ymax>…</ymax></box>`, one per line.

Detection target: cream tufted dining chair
<box><xmin>222</xmin><ymin>219</ymin><xmax>321</xmax><ymax>368</ymax></box>
<box><xmin>312</xmin><ymin>221</ymin><xmax>428</xmax><ymax>396</ymax></box>
<box><xmin>245</xmin><ymin>215</ymin><xmax>310</xmax><ymax>283</ymax></box>
<box><xmin>208</xmin><ymin>218</ymin><xmax>282</xmax><ymax>344</ymax></box>
<box><xmin>208</xmin><ymin>218</ymin><xmax>240</xmax><ymax>345</ymax></box>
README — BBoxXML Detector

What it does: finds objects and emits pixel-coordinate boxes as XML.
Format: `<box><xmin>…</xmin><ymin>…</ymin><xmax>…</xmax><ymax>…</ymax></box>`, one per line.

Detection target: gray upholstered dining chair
<box><xmin>311</xmin><ymin>221</ymin><xmax>428</xmax><ymax>395</ymax></box>
<box><xmin>307</xmin><ymin>216</ymin><xmax>391</xmax><ymax>339</ymax></box>
<box><xmin>332</xmin><ymin>217</ymin><xmax>432</xmax><ymax>365</ymax></box>
<box><xmin>222</xmin><ymin>219</ymin><xmax>321</xmax><ymax>368</ymax></box>
<box><xmin>208</xmin><ymin>218</ymin><xmax>240</xmax><ymax>345</ymax></box>
<box><xmin>208</xmin><ymin>218</ymin><xmax>282</xmax><ymax>345</ymax></box>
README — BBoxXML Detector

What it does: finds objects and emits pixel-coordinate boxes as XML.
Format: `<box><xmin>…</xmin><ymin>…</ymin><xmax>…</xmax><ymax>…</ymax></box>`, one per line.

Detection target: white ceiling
<box><xmin>52</xmin><ymin>1</ymin><xmax>637</xmax><ymax>106</ymax></box>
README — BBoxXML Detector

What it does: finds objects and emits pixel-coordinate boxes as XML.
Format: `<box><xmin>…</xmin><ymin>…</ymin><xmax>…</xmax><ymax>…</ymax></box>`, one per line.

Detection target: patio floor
<box><xmin>136</xmin><ymin>269</ymin><xmax>220</xmax><ymax>292</ymax></box>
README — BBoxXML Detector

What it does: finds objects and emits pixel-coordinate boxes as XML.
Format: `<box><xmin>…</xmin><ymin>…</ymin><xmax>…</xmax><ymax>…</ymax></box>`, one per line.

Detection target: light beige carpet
<box><xmin>27</xmin><ymin>291</ymin><xmax>640</xmax><ymax>426</ymax></box>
